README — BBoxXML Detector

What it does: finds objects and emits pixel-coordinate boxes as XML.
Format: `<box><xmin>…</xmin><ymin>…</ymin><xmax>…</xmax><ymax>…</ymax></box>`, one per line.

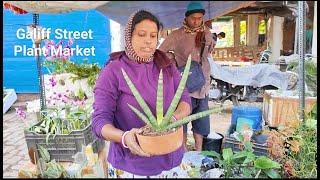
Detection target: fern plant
<box><xmin>121</xmin><ymin>55</ymin><xmax>222</xmax><ymax>132</ymax></box>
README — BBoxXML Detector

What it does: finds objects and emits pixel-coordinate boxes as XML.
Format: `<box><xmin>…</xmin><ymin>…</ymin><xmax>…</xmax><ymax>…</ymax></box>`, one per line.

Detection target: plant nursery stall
<box><xmin>4</xmin><ymin>1</ymin><xmax>316</xmax><ymax>178</ymax></box>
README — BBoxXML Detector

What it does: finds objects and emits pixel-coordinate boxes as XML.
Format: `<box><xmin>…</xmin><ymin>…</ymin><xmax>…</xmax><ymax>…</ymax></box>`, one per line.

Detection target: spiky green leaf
<box><xmin>128</xmin><ymin>104</ymin><xmax>153</xmax><ymax>128</ymax></box>
<box><xmin>163</xmin><ymin>55</ymin><xmax>192</xmax><ymax>124</ymax></box>
<box><xmin>121</xmin><ymin>68</ymin><xmax>157</xmax><ymax>127</ymax></box>
<box><xmin>156</xmin><ymin>69</ymin><xmax>164</xmax><ymax>125</ymax></box>
<box><xmin>164</xmin><ymin>107</ymin><xmax>222</xmax><ymax>130</ymax></box>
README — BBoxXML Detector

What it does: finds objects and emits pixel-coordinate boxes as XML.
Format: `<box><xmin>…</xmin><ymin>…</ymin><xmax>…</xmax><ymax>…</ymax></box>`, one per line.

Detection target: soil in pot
<box><xmin>139</xmin><ymin>125</ymin><xmax>176</xmax><ymax>136</ymax></box>
<box><xmin>136</xmin><ymin>125</ymin><xmax>183</xmax><ymax>155</ymax></box>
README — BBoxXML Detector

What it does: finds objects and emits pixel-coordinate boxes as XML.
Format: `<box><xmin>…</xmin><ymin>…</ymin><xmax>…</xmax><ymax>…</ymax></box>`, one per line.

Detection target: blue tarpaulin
<box><xmin>6</xmin><ymin>1</ymin><xmax>256</xmax><ymax>29</ymax></box>
<box><xmin>96</xmin><ymin>1</ymin><xmax>255</xmax><ymax>28</ymax></box>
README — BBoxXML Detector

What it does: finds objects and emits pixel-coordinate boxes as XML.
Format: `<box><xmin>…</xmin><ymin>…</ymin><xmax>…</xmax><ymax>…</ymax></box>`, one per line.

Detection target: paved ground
<box><xmin>3</xmin><ymin>94</ymin><xmax>39</xmax><ymax>178</ymax></box>
<box><xmin>3</xmin><ymin>93</ymin><xmax>262</xmax><ymax>178</ymax></box>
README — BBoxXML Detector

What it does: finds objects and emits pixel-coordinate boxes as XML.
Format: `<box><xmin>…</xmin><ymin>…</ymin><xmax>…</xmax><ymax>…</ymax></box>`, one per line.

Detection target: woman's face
<box><xmin>131</xmin><ymin>19</ymin><xmax>158</xmax><ymax>59</ymax></box>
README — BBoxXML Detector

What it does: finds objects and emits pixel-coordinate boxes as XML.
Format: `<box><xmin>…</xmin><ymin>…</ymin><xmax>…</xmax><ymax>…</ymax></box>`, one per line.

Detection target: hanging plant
<box><xmin>43</xmin><ymin>39</ymin><xmax>74</xmax><ymax>74</ymax></box>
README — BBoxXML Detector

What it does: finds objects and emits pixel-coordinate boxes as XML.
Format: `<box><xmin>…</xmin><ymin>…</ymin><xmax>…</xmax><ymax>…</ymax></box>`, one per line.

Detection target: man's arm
<box><xmin>206</xmin><ymin>30</ymin><xmax>216</xmax><ymax>53</ymax></box>
<box><xmin>159</xmin><ymin>31</ymin><xmax>178</xmax><ymax>58</ymax></box>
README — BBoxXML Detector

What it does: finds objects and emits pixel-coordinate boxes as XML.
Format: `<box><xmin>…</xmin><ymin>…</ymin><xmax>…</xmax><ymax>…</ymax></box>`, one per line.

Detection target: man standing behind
<box><xmin>159</xmin><ymin>1</ymin><xmax>214</xmax><ymax>151</ymax></box>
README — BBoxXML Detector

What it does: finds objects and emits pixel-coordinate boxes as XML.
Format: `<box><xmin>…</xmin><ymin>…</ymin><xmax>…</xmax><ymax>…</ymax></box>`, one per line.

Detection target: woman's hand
<box><xmin>123</xmin><ymin>128</ymin><xmax>151</xmax><ymax>157</ymax></box>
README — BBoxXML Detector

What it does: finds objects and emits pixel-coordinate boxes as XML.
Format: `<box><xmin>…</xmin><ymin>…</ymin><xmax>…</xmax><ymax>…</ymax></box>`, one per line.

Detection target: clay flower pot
<box><xmin>136</xmin><ymin>127</ymin><xmax>183</xmax><ymax>155</ymax></box>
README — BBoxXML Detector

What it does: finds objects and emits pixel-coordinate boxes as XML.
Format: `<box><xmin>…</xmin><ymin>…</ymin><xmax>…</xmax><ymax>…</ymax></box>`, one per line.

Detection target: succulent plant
<box><xmin>121</xmin><ymin>55</ymin><xmax>222</xmax><ymax>132</ymax></box>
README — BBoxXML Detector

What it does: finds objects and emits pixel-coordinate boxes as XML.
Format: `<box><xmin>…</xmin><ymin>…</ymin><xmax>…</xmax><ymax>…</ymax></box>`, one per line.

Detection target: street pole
<box><xmin>33</xmin><ymin>13</ymin><xmax>46</xmax><ymax>111</ymax></box>
<box><xmin>297</xmin><ymin>1</ymin><xmax>306</xmax><ymax>121</ymax></box>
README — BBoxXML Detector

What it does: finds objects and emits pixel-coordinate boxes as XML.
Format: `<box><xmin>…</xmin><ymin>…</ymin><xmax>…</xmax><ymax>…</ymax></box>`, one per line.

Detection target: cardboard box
<box><xmin>263</xmin><ymin>90</ymin><xmax>317</xmax><ymax>127</ymax></box>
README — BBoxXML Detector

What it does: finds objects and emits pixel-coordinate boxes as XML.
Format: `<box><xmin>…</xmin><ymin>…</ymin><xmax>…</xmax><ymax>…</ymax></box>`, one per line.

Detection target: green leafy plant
<box><xmin>289</xmin><ymin>115</ymin><xmax>317</xmax><ymax>178</ymax></box>
<box><xmin>66</xmin><ymin>61</ymin><xmax>101</xmax><ymax>88</ymax></box>
<box><xmin>286</xmin><ymin>58</ymin><xmax>317</xmax><ymax>96</ymax></box>
<box><xmin>28</xmin><ymin>104</ymin><xmax>92</xmax><ymax>144</ymax></box>
<box><xmin>28</xmin><ymin>87</ymin><xmax>92</xmax><ymax>142</ymax></box>
<box><xmin>67</xmin><ymin>89</ymin><xmax>88</xmax><ymax>102</ymax></box>
<box><xmin>43</xmin><ymin>38</ymin><xmax>100</xmax><ymax>88</ymax></box>
<box><xmin>288</xmin><ymin>103</ymin><xmax>316</xmax><ymax>178</ymax></box>
<box><xmin>266</xmin><ymin>103</ymin><xmax>317</xmax><ymax>178</ymax></box>
<box><xmin>308</xmin><ymin>101</ymin><xmax>317</xmax><ymax>120</ymax></box>
<box><xmin>37</xmin><ymin>145</ymin><xmax>68</xmax><ymax>178</ymax></box>
<box><xmin>43</xmin><ymin>59</ymin><xmax>71</xmax><ymax>74</ymax></box>
<box><xmin>121</xmin><ymin>55</ymin><xmax>222</xmax><ymax>132</ymax></box>
<box><xmin>42</xmin><ymin>38</ymin><xmax>74</xmax><ymax>74</ymax></box>
<box><xmin>42</xmin><ymin>160</ymin><xmax>68</xmax><ymax>178</ymax></box>
<box><xmin>202</xmin><ymin>135</ymin><xmax>281</xmax><ymax>178</ymax></box>
<box><xmin>44</xmin><ymin>60</ymin><xmax>101</xmax><ymax>88</ymax></box>
<box><xmin>66</xmin><ymin>105</ymin><xmax>91</xmax><ymax>130</ymax></box>
<box><xmin>29</xmin><ymin>108</ymin><xmax>64</xmax><ymax>144</ymax></box>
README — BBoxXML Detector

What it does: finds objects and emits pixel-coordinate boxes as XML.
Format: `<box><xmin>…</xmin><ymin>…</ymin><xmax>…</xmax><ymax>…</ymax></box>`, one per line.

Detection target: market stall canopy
<box><xmin>96</xmin><ymin>1</ymin><xmax>256</xmax><ymax>28</ymax></box>
<box><xmin>4</xmin><ymin>1</ymin><xmax>255</xmax><ymax>28</ymax></box>
<box><xmin>3</xmin><ymin>2</ymin><xmax>28</xmax><ymax>14</ymax></box>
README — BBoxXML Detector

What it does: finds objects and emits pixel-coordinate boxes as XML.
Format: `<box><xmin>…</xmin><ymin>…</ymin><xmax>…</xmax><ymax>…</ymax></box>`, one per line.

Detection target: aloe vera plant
<box><xmin>121</xmin><ymin>55</ymin><xmax>222</xmax><ymax>132</ymax></box>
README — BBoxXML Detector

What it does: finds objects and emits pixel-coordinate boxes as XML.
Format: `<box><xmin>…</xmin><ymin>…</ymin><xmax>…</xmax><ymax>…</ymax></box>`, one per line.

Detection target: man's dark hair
<box><xmin>218</xmin><ymin>32</ymin><xmax>226</xmax><ymax>38</ymax></box>
<box><xmin>131</xmin><ymin>10</ymin><xmax>163</xmax><ymax>34</ymax></box>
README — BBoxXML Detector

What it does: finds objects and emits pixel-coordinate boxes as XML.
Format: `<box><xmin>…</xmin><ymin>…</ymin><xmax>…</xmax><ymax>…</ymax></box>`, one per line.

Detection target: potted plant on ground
<box><xmin>121</xmin><ymin>55</ymin><xmax>222</xmax><ymax>155</ymax></box>
<box><xmin>19</xmin><ymin>88</ymin><xmax>103</xmax><ymax>162</ymax></box>
<box><xmin>201</xmin><ymin>135</ymin><xmax>282</xmax><ymax>178</ymax></box>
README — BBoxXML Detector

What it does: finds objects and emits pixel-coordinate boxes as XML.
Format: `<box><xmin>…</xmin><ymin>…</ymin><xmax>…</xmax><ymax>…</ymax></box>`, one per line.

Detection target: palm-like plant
<box><xmin>121</xmin><ymin>55</ymin><xmax>222</xmax><ymax>133</ymax></box>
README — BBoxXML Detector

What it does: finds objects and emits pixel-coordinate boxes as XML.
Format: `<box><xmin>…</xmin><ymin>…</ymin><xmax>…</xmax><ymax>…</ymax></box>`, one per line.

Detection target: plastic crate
<box><xmin>223</xmin><ymin>136</ymin><xmax>269</xmax><ymax>156</ymax></box>
<box><xmin>24</xmin><ymin>122</ymin><xmax>105</xmax><ymax>162</ymax></box>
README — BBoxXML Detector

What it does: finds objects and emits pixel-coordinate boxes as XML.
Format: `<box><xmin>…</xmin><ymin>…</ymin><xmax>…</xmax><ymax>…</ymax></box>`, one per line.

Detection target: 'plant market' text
<box><xmin>14</xmin><ymin>45</ymin><xmax>96</xmax><ymax>57</ymax></box>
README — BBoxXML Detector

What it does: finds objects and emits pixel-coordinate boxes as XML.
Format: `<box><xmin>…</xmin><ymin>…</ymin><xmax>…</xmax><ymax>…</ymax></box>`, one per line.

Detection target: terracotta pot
<box><xmin>136</xmin><ymin>127</ymin><xmax>183</xmax><ymax>155</ymax></box>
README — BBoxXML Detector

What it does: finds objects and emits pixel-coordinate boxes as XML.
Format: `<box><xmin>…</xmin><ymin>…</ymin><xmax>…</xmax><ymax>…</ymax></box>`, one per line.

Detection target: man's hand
<box><xmin>123</xmin><ymin>128</ymin><xmax>151</xmax><ymax>157</ymax></box>
<box><xmin>167</xmin><ymin>51</ymin><xmax>176</xmax><ymax>61</ymax></box>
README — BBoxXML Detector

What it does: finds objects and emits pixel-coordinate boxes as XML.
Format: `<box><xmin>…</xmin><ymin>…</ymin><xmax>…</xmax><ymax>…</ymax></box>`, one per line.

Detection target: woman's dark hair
<box><xmin>131</xmin><ymin>10</ymin><xmax>163</xmax><ymax>34</ymax></box>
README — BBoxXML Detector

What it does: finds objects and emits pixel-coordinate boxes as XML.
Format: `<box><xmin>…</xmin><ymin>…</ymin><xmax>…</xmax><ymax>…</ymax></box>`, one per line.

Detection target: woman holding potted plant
<box><xmin>91</xmin><ymin>10</ymin><xmax>193</xmax><ymax>177</ymax></box>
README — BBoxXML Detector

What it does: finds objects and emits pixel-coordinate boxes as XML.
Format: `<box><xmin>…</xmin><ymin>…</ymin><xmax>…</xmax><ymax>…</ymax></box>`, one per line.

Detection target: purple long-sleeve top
<box><xmin>91</xmin><ymin>53</ymin><xmax>191</xmax><ymax>176</ymax></box>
